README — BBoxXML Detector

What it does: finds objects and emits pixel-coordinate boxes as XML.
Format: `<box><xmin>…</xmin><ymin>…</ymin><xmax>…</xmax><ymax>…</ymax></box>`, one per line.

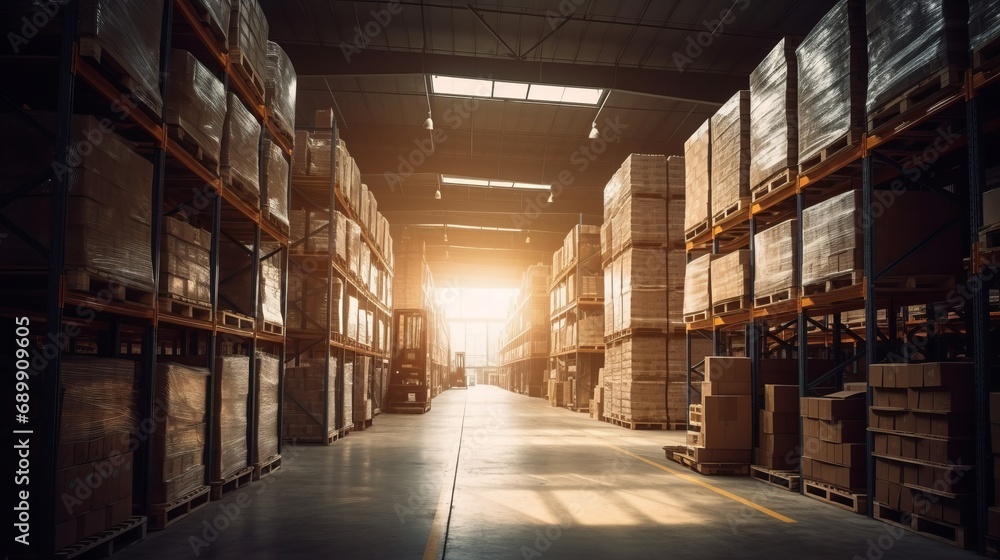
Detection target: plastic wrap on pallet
<box><xmin>750</xmin><ymin>38</ymin><xmax>799</xmax><ymax>189</ymax></box>
<box><xmin>259</xmin><ymin>259</ymin><xmax>283</xmax><ymax>326</ymax></box>
<box><xmin>283</xmin><ymin>361</ymin><xmax>336</xmax><ymax>439</ymax></box>
<box><xmin>161</xmin><ymin>217</ymin><xmax>212</xmax><ymax>305</ymax></box>
<box><xmin>66</xmin><ymin>116</ymin><xmax>154</xmax><ymax>292</ymax></box>
<box><xmin>308</xmin><ymin>131</ymin><xmax>333</xmax><ymax>176</ymax></box>
<box><xmin>229</xmin><ymin>0</ymin><xmax>269</xmax><ymax>87</ymax></box>
<box><xmin>754</xmin><ymin>219</ymin><xmax>799</xmax><ymax>298</ymax></box>
<box><xmin>255</xmin><ymin>353</ymin><xmax>280</xmax><ymax>463</ymax></box>
<box><xmin>971</xmin><ymin>0</ymin><xmax>1000</xmax><ymax>53</ymax></box>
<box><xmin>78</xmin><ymin>0</ymin><xmax>163</xmax><ymax>115</ymax></box>
<box><xmin>360</xmin><ymin>183</ymin><xmax>370</xmax><ymax>231</ymax></box>
<box><xmin>684</xmin><ymin>119</ymin><xmax>712</xmax><ymax>232</ymax></box>
<box><xmin>214</xmin><ymin>355</ymin><xmax>249</xmax><ymax>480</ymax></box>
<box><xmin>261</xmin><ymin>139</ymin><xmax>289</xmax><ymax>228</ymax></box>
<box><xmin>802</xmin><ymin>190</ymin><xmax>858</xmax><ymax>286</ymax></box>
<box><xmin>682</xmin><ymin>254</ymin><xmax>713</xmax><ymax>316</ymax></box>
<box><xmin>58</xmin><ymin>358</ymin><xmax>138</xmax><ymax>445</ymax></box>
<box><xmin>710</xmin><ymin>91</ymin><xmax>751</xmax><ymax>220</ymax></box>
<box><xmin>347</xmin><ymin>296</ymin><xmax>359</xmax><ymax>341</ymax></box>
<box><xmin>154</xmin><ymin>362</ymin><xmax>208</xmax><ymax>502</ymax></box>
<box><xmin>866</xmin><ymin>0</ymin><xmax>968</xmax><ymax>115</ymax></box>
<box><xmin>604</xmin><ymin>154</ymin><xmax>667</xmax><ymax>221</ymax></box>
<box><xmin>797</xmin><ymin>0</ymin><xmax>867</xmax><ymax>166</ymax></box>
<box><xmin>332</xmin><ymin>277</ymin><xmax>343</xmax><ymax>335</ymax></box>
<box><xmin>292</xmin><ymin>130</ymin><xmax>309</xmax><ymax>174</ymax></box>
<box><xmin>348</xmin><ymin>218</ymin><xmax>362</xmax><ymax>277</ymax></box>
<box><xmin>335</xmin><ymin>211</ymin><xmax>348</xmax><ymax>262</ymax></box>
<box><xmin>335</xmin><ymin>139</ymin><xmax>350</xmax><ymax>198</ymax></box>
<box><xmin>195</xmin><ymin>0</ymin><xmax>231</xmax><ymax>44</ymax></box>
<box><xmin>343</xmin><ymin>359</ymin><xmax>354</xmax><ymax>428</ymax></box>
<box><xmin>360</xmin><ymin>243</ymin><xmax>372</xmax><ymax>291</ymax></box>
<box><xmin>710</xmin><ymin>250</ymin><xmax>751</xmax><ymax>304</ymax></box>
<box><xmin>167</xmin><ymin>50</ymin><xmax>226</xmax><ymax>163</ymax></box>
<box><xmin>222</xmin><ymin>93</ymin><xmax>261</xmax><ymax>201</ymax></box>
<box><xmin>265</xmin><ymin>41</ymin><xmax>297</xmax><ymax>138</ymax></box>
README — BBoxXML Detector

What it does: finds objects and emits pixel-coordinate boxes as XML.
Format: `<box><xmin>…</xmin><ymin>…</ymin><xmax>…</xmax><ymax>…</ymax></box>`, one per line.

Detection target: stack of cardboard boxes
<box><xmin>282</xmin><ymin>362</ymin><xmax>337</xmax><ymax>441</ymax></box>
<box><xmin>869</xmin><ymin>363</ymin><xmax>976</xmax><ymax>529</ymax></box>
<box><xmin>800</xmin><ymin>390</ymin><xmax>867</xmax><ymax>491</ymax></box>
<box><xmin>756</xmin><ymin>385</ymin><xmax>800</xmax><ymax>470</ymax></box>
<box><xmin>212</xmin><ymin>355</ymin><xmax>250</xmax><ymax>482</ymax></box>
<box><xmin>687</xmin><ymin>357</ymin><xmax>753</xmax><ymax>464</ymax></box>
<box><xmin>152</xmin><ymin>363</ymin><xmax>208</xmax><ymax>507</ymax></box>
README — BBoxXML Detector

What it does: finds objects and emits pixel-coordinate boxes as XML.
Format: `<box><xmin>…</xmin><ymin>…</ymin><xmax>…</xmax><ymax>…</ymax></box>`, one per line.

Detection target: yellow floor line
<box><xmin>423</xmin><ymin>480</ymin><xmax>451</xmax><ymax>560</ymax></box>
<box><xmin>606</xmin><ymin>445</ymin><xmax>797</xmax><ymax>524</ymax></box>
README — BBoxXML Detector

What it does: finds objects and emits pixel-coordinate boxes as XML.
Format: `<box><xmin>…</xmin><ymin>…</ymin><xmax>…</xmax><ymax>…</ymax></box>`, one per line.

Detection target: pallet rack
<box><xmin>499</xmin><ymin>266</ymin><xmax>551</xmax><ymax>398</ymax></box>
<box><xmin>0</xmin><ymin>0</ymin><xmax>295</xmax><ymax>554</ymax></box>
<box><xmin>685</xmin><ymin>64</ymin><xmax>1000</xmax><ymax>553</ymax></box>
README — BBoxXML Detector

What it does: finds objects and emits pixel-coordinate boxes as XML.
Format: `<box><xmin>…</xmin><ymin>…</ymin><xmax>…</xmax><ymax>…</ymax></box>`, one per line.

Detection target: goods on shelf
<box><xmin>228</xmin><ymin>0</ymin><xmax>269</xmax><ymax>93</ymax></box>
<box><xmin>166</xmin><ymin>49</ymin><xmax>227</xmax><ymax>166</ymax></box>
<box><xmin>796</xmin><ymin>0</ymin><xmax>867</xmax><ymax>169</ymax></box>
<box><xmin>55</xmin><ymin>357</ymin><xmax>138</xmax><ymax>550</ymax></box>
<box><xmin>684</xmin><ymin>119</ymin><xmax>712</xmax><ymax>235</ymax></box>
<box><xmin>710</xmin><ymin>90</ymin><xmax>751</xmax><ymax>224</ymax></box>
<box><xmin>292</xmin><ymin>130</ymin><xmax>309</xmax><ymax>174</ymax></box>
<box><xmin>261</xmin><ymin>139</ymin><xmax>290</xmax><ymax>228</ymax></box>
<box><xmin>756</xmin><ymin>385</ymin><xmax>800</xmax><ymax>470</ymax></box>
<box><xmin>78</xmin><ymin>0</ymin><xmax>164</xmax><ymax>115</ymax></box>
<box><xmin>283</xmin><ymin>361</ymin><xmax>338</xmax><ymax>440</ymax></box>
<box><xmin>254</xmin><ymin>353</ymin><xmax>280</xmax><ymax>463</ymax></box>
<box><xmin>800</xmin><ymin>390</ymin><xmax>866</xmax><ymax>491</ymax></box>
<box><xmin>259</xmin><ymin>258</ymin><xmax>283</xmax><ymax>327</ymax></box>
<box><xmin>212</xmin><ymin>355</ymin><xmax>250</xmax><ymax>480</ymax></box>
<box><xmin>750</xmin><ymin>38</ymin><xmax>800</xmax><ymax>191</ymax></box>
<box><xmin>682</xmin><ymin>253</ymin><xmax>715</xmax><ymax>320</ymax></box>
<box><xmin>709</xmin><ymin>250</ymin><xmax>751</xmax><ymax>313</ymax></box>
<box><xmin>753</xmin><ymin>219</ymin><xmax>798</xmax><ymax>305</ymax></box>
<box><xmin>353</xmin><ymin>355</ymin><xmax>373</xmax><ymax>424</ymax></box>
<box><xmin>343</xmin><ymin>359</ymin><xmax>354</xmax><ymax>429</ymax></box>
<box><xmin>687</xmin><ymin>357</ymin><xmax>753</xmax><ymax>464</ymax></box>
<box><xmin>152</xmin><ymin>363</ymin><xmax>208</xmax><ymax>504</ymax></box>
<box><xmin>865</xmin><ymin>0</ymin><xmax>968</xmax><ymax>118</ymax></box>
<box><xmin>160</xmin><ymin>217</ymin><xmax>212</xmax><ymax>306</ymax></box>
<box><xmin>265</xmin><ymin>41</ymin><xmax>297</xmax><ymax>139</ymax></box>
<box><xmin>971</xmin><ymin>0</ymin><xmax>1000</xmax><ymax>66</ymax></box>
<box><xmin>192</xmin><ymin>0</ymin><xmax>231</xmax><ymax>44</ymax></box>
<box><xmin>221</xmin><ymin>93</ymin><xmax>262</xmax><ymax>205</ymax></box>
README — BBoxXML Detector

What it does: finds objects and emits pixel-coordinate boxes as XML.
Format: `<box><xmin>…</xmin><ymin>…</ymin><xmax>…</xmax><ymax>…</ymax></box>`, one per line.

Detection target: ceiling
<box><xmin>260</xmin><ymin>0</ymin><xmax>839</xmax><ymax>287</ymax></box>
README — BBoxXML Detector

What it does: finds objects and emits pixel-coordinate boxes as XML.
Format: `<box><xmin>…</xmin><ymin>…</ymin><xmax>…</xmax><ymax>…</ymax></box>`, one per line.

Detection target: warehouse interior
<box><xmin>2</xmin><ymin>0</ymin><xmax>1000</xmax><ymax>558</ymax></box>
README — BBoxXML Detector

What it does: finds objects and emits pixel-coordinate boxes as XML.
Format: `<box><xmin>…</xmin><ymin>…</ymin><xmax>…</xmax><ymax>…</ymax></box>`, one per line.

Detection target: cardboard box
<box><xmin>761</xmin><ymin>410</ymin><xmax>799</xmax><ymax>434</ymax></box>
<box><xmin>873</xmin><ymin>387</ymin><xmax>907</xmax><ymax>408</ymax></box>
<box><xmin>693</xmin><ymin>447</ymin><xmax>751</xmax><ymax>464</ymax></box>
<box><xmin>701</xmin><ymin>395</ymin><xmax>752</xmax><ymax>449</ymax></box>
<box><xmin>760</xmin><ymin>433</ymin><xmax>799</xmax><ymax>455</ymax></box>
<box><xmin>701</xmin><ymin>380</ymin><xmax>752</xmax><ymax>397</ymax></box>
<box><xmin>922</xmin><ymin>362</ymin><xmax>972</xmax><ymax>388</ymax></box>
<box><xmin>704</xmin><ymin>356</ymin><xmax>751</xmax><ymax>384</ymax></box>
<box><xmin>765</xmin><ymin>385</ymin><xmax>799</xmax><ymax>413</ymax></box>
<box><xmin>755</xmin><ymin>448</ymin><xmax>799</xmax><ymax>470</ymax></box>
<box><xmin>817</xmin><ymin>390</ymin><xmax>866</xmax><ymax>420</ymax></box>
<box><xmin>819</xmin><ymin>420</ymin><xmax>866</xmax><ymax>443</ymax></box>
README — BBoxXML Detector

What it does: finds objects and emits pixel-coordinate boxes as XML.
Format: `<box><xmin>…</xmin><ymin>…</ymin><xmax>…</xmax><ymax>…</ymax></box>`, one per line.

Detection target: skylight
<box><xmin>441</xmin><ymin>175</ymin><xmax>550</xmax><ymax>191</ymax></box>
<box><xmin>430</xmin><ymin>75</ymin><xmax>602</xmax><ymax>106</ymax></box>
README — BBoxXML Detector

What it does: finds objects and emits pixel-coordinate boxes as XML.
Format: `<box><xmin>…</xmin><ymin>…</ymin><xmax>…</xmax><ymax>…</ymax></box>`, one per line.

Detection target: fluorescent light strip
<box><xmin>441</xmin><ymin>175</ymin><xmax>550</xmax><ymax>191</ymax></box>
<box><xmin>430</xmin><ymin>75</ymin><xmax>602</xmax><ymax>106</ymax></box>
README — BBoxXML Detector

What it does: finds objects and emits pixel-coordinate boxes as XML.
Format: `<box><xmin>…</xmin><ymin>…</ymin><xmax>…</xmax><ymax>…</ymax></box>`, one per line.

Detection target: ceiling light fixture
<box><xmin>434</xmin><ymin>188</ymin><xmax>442</xmax><ymax>200</ymax></box>
<box><xmin>423</xmin><ymin>75</ymin><xmax>434</xmax><ymax>130</ymax></box>
<box><xmin>588</xmin><ymin>90</ymin><xmax>612</xmax><ymax>139</ymax></box>
<box><xmin>547</xmin><ymin>192</ymin><xmax>554</xmax><ymax>203</ymax></box>
<box><xmin>423</xmin><ymin>111</ymin><xmax>434</xmax><ymax>131</ymax></box>
<box><xmin>525</xmin><ymin>233</ymin><xmax>531</xmax><ymax>244</ymax></box>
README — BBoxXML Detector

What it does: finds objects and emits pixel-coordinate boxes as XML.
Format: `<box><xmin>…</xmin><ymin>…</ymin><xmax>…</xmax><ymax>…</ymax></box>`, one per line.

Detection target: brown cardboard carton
<box><xmin>761</xmin><ymin>410</ymin><xmax>799</xmax><ymax>434</ymax></box>
<box><xmin>701</xmin><ymin>380</ymin><xmax>752</xmax><ymax>397</ymax></box>
<box><xmin>820</xmin><ymin>420</ymin><xmax>866</xmax><ymax>443</ymax></box>
<box><xmin>761</xmin><ymin>433</ymin><xmax>799</xmax><ymax>454</ymax></box>
<box><xmin>693</xmin><ymin>447</ymin><xmax>751</xmax><ymax>464</ymax></box>
<box><xmin>922</xmin><ymin>362</ymin><xmax>972</xmax><ymax>388</ymax></box>
<box><xmin>873</xmin><ymin>387</ymin><xmax>907</xmax><ymax>408</ymax></box>
<box><xmin>869</xmin><ymin>365</ymin><xmax>884</xmax><ymax>388</ymax></box>
<box><xmin>704</xmin><ymin>356</ymin><xmax>751</xmax><ymax>383</ymax></box>
<box><xmin>765</xmin><ymin>385</ymin><xmax>799</xmax><ymax>413</ymax></box>
<box><xmin>701</xmin><ymin>395</ymin><xmax>752</xmax><ymax>449</ymax></box>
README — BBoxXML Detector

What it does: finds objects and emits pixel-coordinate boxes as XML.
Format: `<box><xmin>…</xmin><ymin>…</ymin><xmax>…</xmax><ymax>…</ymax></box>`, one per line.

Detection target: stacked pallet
<box><xmin>801</xmin><ymin>190</ymin><xmax>961</xmax><ymax>295</ymax></box>
<box><xmin>54</xmin><ymin>358</ymin><xmax>138</xmax><ymax>551</ymax></box>
<box><xmin>353</xmin><ymin>355</ymin><xmax>373</xmax><ymax>427</ymax></box>
<box><xmin>866</xmin><ymin>0</ymin><xmax>968</xmax><ymax>129</ymax></box>
<box><xmin>259</xmin><ymin>258</ymin><xmax>284</xmax><ymax>331</ymax></box>
<box><xmin>499</xmin><ymin>265</ymin><xmax>551</xmax><ymax>397</ymax></box>
<box><xmin>710</xmin><ymin>91</ymin><xmax>751</xmax><ymax>225</ymax></box>
<box><xmin>800</xmin><ymin>389</ymin><xmax>867</xmax><ymax>510</ymax></box>
<box><xmin>753</xmin><ymin>220</ymin><xmax>798</xmax><ymax>307</ymax></box>
<box><xmin>709</xmin><ymin>250</ymin><xmax>751</xmax><ymax>316</ymax></box>
<box><xmin>750</xmin><ymin>38</ymin><xmax>800</xmax><ymax>198</ymax></box>
<box><xmin>228</xmin><ymin>0</ymin><xmax>269</xmax><ymax>96</ymax></box>
<box><xmin>221</xmin><ymin>92</ymin><xmax>262</xmax><ymax>206</ymax></box>
<box><xmin>283</xmin><ymin>362</ymin><xmax>338</xmax><ymax>441</ymax></box>
<box><xmin>261</xmin><ymin>138</ymin><xmax>290</xmax><ymax>230</ymax></box>
<box><xmin>160</xmin><ymin>217</ymin><xmax>212</xmax><ymax>312</ymax></box>
<box><xmin>971</xmin><ymin>0</ymin><xmax>1000</xmax><ymax>69</ymax></box>
<box><xmin>796</xmin><ymin>0</ymin><xmax>866</xmax><ymax>172</ymax></box>
<box><xmin>682</xmin><ymin>254</ymin><xmax>715</xmax><ymax>323</ymax></box>
<box><xmin>166</xmin><ymin>49</ymin><xmax>226</xmax><ymax>173</ymax></box>
<box><xmin>212</xmin><ymin>355</ymin><xmax>251</xmax><ymax>484</ymax></box>
<box><xmin>869</xmin><ymin>363</ymin><xmax>976</xmax><ymax>546</ymax></box>
<box><xmin>684</xmin><ymin>357</ymin><xmax>753</xmax><ymax>470</ymax></box>
<box><xmin>264</xmin><ymin>41</ymin><xmax>296</xmax><ymax>140</ymax></box>
<box><xmin>683</xmin><ymin>120</ymin><xmax>712</xmax><ymax>240</ymax></box>
<box><xmin>151</xmin><ymin>363</ymin><xmax>209</xmax><ymax>525</ymax></box>
<box><xmin>254</xmin><ymin>353</ymin><xmax>281</xmax><ymax>467</ymax></box>
<box><xmin>756</xmin><ymin>385</ymin><xmax>800</xmax><ymax>470</ymax></box>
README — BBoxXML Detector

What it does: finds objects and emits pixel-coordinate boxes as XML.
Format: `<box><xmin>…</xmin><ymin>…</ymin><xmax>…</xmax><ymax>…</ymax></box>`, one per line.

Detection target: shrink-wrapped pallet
<box><xmin>153</xmin><ymin>363</ymin><xmax>208</xmax><ymax>504</ymax></box>
<box><xmin>261</xmin><ymin>139</ymin><xmax>289</xmax><ymax>228</ymax></box>
<box><xmin>971</xmin><ymin>0</ymin><xmax>1000</xmax><ymax>57</ymax></box>
<box><xmin>78</xmin><ymin>0</ymin><xmax>163</xmax><ymax>114</ymax></box>
<box><xmin>710</xmin><ymin>91</ymin><xmax>751</xmax><ymax>222</ymax></box>
<box><xmin>866</xmin><ymin>0</ymin><xmax>968</xmax><ymax>115</ymax></box>
<box><xmin>213</xmin><ymin>355</ymin><xmax>249</xmax><ymax>480</ymax></box>
<box><xmin>254</xmin><ymin>353</ymin><xmax>280</xmax><ymax>463</ymax></box>
<box><xmin>228</xmin><ymin>0</ymin><xmax>269</xmax><ymax>89</ymax></box>
<box><xmin>166</xmin><ymin>50</ymin><xmax>226</xmax><ymax>164</ymax></box>
<box><xmin>308</xmin><ymin>131</ymin><xmax>333</xmax><ymax>176</ymax></box>
<box><xmin>683</xmin><ymin>254</ymin><xmax>714</xmax><ymax>317</ymax></box>
<box><xmin>710</xmin><ymin>250</ymin><xmax>751</xmax><ymax>305</ymax></box>
<box><xmin>193</xmin><ymin>0</ymin><xmax>230</xmax><ymax>44</ymax></box>
<box><xmin>797</xmin><ymin>0</ymin><xmax>867</xmax><ymax>168</ymax></box>
<box><xmin>259</xmin><ymin>259</ymin><xmax>283</xmax><ymax>327</ymax></box>
<box><xmin>265</xmin><ymin>41</ymin><xmax>297</xmax><ymax>139</ymax></box>
<box><xmin>221</xmin><ymin>93</ymin><xmax>262</xmax><ymax>204</ymax></box>
<box><xmin>754</xmin><ymin>219</ymin><xmax>799</xmax><ymax>300</ymax></box>
<box><xmin>750</xmin><ymin>38</ymin><xmax>799</xmax><ymax>189</ymax></box>
<box><xmin>160</xmin><ymin>217</ymin><xmax>212</xmax><ymax>305</ymax></box>
<box><xmin>282</xmin><ymin>361</ymin><xmax>337</xmax><ymax>440</ymax></box>
<box><xmin>684</xmin><ymin>120</ymin><xmax>712</xmax><ymax>233</ymax></box>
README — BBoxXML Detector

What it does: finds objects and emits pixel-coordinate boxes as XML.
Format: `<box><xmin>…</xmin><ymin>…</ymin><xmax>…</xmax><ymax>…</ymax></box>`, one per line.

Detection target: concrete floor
<box><xmin>115</xmin><ymin>385</ymin><xmax>982</xmax><ymax>559</ymax></box>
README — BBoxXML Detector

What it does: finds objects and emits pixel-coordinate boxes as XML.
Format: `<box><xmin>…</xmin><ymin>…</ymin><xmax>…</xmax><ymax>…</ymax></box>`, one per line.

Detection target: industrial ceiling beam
<box><xmin>386</xmin><ymin>212</ymin><xmax>598</xmax><ymax>233</ymax></box>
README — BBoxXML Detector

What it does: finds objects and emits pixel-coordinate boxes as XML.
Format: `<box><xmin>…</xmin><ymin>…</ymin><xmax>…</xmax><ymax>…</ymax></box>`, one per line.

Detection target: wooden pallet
<box><xmin>867</xmin><ymin>67</ymin><xmax>964</xmax><ymax>133</ymax></box>
<box><xmin>712</xmin><ymin>197</ymin><xmax>750</xmax><ymax>226</ymax></box>
<box><xmin>252</xmin><ymin>454</ymin><xmax>282</xmax><ymax>481</ymax></box>
<box><xmin>802</xmin><ymin>270</ymin><xmax>864</xmax><ymax>296</ymax></box>
<box><xmin>684</xmin><ymin>310</ymin><xmax>710</xmax><ymax>324</ymax></box>
<box><xmin>282</xmin><ymin>432</ymin><xmax>339</xmax><ymax>445</ymax></box>
<box><xmin>263</xmin><ymin>208</ymin><xmax>291</xmax><ymax>237</ymax></box>
<box><xmin>228</xmin><ymin>47</ymin><xmax>266</xmax><ymax>105</ymax></box>
<box><xmin>65</xmin><ymin>268</ymin><xmax>154</xmax><ymax>306</ymax></box>
<box><xmin>210</xmin><ymin>465</ymin><xmax>255</xmax><ymax>501</ymax></box>
<box><xmin>77</xmin><ymin>37</ymin><xmax>160</xmax><ymax>117</ymax></box>
<box><xmin>751</xmin><ymin>168</ymin><xmax>797</xmax><ymax>203</ymax></box>
<box><xmin>689</xmin><ymin>404</ymin><xmax>703</xmax><ymax>424</ymax></box>
<box><xmin>259</xmin><ymin>319</ymin><xmax>284</xmax><ymax>337</ymax></box>
<box><xmin>750</xmin><ymin>465</ymin><xmax>801</xmax><ymax>492</ymax></box>
<box><xmin>218</xmin><ymin>309</ymin><xmax>254</xmax><ymax>331</ymax></box>
<box><xmin>221</xmin><ymin>166</ymin><xmax>262</xmax><ymax>208</ymax></box>
<box><xmin>672</xmin><ymin>451</ymin><xmax>750</xmax><ymax>476</ymax></box>
<box><xmin>666</xmin><ymin>422</ymin><xmax>687</xmax><ymax>431</ymax></box>
<box><xmin>55</xmin><ymin>516</ymin><xmax>147</xmax><ymax>560</ymax></box>
<box><xmin>186</xmin><ymin>0</ymin><xmax>230</xmax><ymax>48</ymax></box>
<box><xmin>158</xmin><ymin>295</ymin><xmax>212</xmax><ymax>322</ymax></box>
<box><xmin>873</xmin><ymin>502</ymin><xmax>974</xmax><ymax>550</ymax></box>
<box><xmin>266</xmin><ymin>108</ymin><xmax>296</xmax><ymax>147</ymax></box>
<box><xmin>149</xmin><ymin>486</ymin><xmax>211</xmax><ymax>531</ymax></box>
<box><xmin>663</xmin><ymin>445</ymin><xmax>689</xmax><ymax>460</ymax></box>
<box><xmin>798</xmin><ymin>129</ymin><xmax>864</xmax><ymax>175</ymax></box>
<box><xmin>167</xmin><ymin>123</ymin><xmax>221</xmax><ymax>175</ymax></box>
<box><xmin>754</xmin><ymin>288</ymin><xmax>798</xmax><ymax>308</ymax></box>
<box><xmin>684</xmin><ymin>220</ymin><xmax>710</xmax><ymax>242</ymax></box>
<box><xmin>802</xmin><ymin>479</ymin><xmax>867</xmax><ymax>514</ymax></box>
<box><xmin>712</xmin><ymin>295</ymin><xmax>751</xmax><ymax>316</ymax></box>
<box><xmin>604</xmin><ymin>413</ymin><xmax>667</xmax><ymax>430</ymax></box>
<box><xmin>353</xmin><ymin>418</ymin><xmax>374</xmax><ymax>431</ymax></box>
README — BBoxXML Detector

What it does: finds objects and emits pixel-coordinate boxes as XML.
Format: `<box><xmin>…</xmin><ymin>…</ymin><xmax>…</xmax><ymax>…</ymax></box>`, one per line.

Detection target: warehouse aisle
<box><xmin>114</xmin><ymin>386</ymin><xmax>979</xmax><ymax>560</ymax></box>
